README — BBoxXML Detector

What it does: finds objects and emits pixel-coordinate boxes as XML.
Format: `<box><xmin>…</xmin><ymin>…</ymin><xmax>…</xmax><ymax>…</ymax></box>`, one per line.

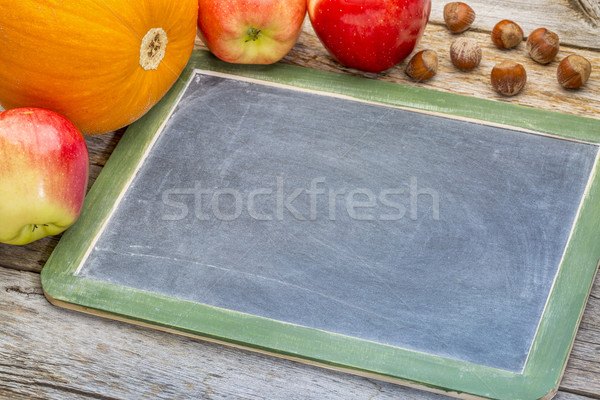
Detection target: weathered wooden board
<box><xmin>0</xmin><ymin>266</ymin><xmax>452</xmax><ymax>400</ymax></box>
<box><xmin>1</xmin><ymin>3</ymin><xmax>599</xmax><ymax>399</ymax></box>
<box><xmin>3</xmin><ymin>265</ymin><xmax>599</xmax><ymax>399</ymax></box>
<box><xmin>429</xmin><ymin>0</ymin><xmax>600</xmax><ymax>50</ymax></box>
<box><xmin>280</xmin><ymin>23</ymin><xmax>600</xmax><ymax>120</ymax></box>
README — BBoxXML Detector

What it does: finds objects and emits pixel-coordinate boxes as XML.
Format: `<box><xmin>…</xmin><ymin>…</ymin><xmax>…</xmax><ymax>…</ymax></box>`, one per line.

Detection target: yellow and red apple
<box><xmin>197</xmin><ymin>0</ymin><xmax>307</xmax><ymax>64</ymax></box>
<box><xmin>0</xmin><ymin>108</ymin><xmax>89</xmax><ymax>245</ymax></box>
<box><xmin>307</xmin><ymin>0</ymin><xmax>432</xmax><ymax>73</ymax></box>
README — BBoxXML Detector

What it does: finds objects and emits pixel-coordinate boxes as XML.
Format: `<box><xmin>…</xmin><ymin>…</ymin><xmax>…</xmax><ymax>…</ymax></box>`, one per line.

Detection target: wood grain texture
<box><xmin>576</xmin><ymin>0</ymin><xmax>600</xmax><ymax>23</ymax></box>
<box><xmin>0</xmin><ymin>2</ymin><xmax>599</xmax><ymax>397</ymax></box>
<box><xmin>561</xmin><ymin>277</ymin><xmax>600</xmax><ymax>397</ymax></box>
<box><xmin>429</xmin><ymin>0</ymin><xmax>600</xmax><ymax>49</ymax></box>
<box><xmin>0</xmin><ymin>267</ymin><xmax>458</xmax><ymax>400</ymax></box>
<box><xmin>2</xmin><ymin>265</ymin><xmax>599</xmax><ymax>399</ymax></box>
<box><xmin>274</xmin><ymin>23</ymin><xmax>600</xmax><ymax>121</ymax></box>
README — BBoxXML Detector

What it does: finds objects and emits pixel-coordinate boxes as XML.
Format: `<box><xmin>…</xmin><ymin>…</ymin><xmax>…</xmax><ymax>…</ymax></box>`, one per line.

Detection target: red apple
<box><xmin>0</xmin><ymin>108</ymin><xmax>89</xmax><ymax>245</ymax></box>
<box><xmin>197</xmin><ymin>0</ymin><xmax>307</xmax><ymax>64</ymax></box>
<box><xmin>307</xmin><ymin>0</ymin><xmax>432</xmax><ymax>73</ymax></box>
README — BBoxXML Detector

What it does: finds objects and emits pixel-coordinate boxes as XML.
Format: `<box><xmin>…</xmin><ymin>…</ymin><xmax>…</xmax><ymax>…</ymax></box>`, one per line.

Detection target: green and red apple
<box><xmin>0</xmin><ymin>108</ymin><xmax>89</xmax><ymax>245</ymax></box>
<box><xmin>307</xmin><ymin>0</ymin><xmax>432</xmax><ymax>73</ymax></box>
<box><xmin>197</xmin><ymin>0</ymin><xmax>307</xmax><ymax>64</ymax></box>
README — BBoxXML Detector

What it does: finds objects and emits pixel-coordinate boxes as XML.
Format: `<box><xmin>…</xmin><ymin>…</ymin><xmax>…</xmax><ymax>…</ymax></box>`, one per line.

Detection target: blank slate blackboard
<box><xmin>42</xmin><ymin>50</ymin><xmax>600</xmax><ymax>400</ymax></box>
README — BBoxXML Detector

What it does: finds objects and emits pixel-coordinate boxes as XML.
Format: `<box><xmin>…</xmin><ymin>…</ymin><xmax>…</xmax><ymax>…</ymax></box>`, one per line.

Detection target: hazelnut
<box><xmin>443</xmin><ymin>2</ymin><xmax>475</xmax><ymax>33</ymax></box>
<box><xmin>491</xmin><ymin>20</ymin><xmax>524</xmax><ymax>49</ymax></box>
<box><xmin>450</xmin><ymin>37</ymin><xmax>482</xmax><ymax>70</ymax></box>
<box><xmin>405</xmin><ymin>50</ymin><xmax>438</xmax><ymax>81</ymax></box>
<box><xmin>491</xmin><ymin>61</ymin><xmax>527</xmax><ymax>96</ymax></box>
<box><xmin>557</xmin><ymin>54</ymin><xmax>592</xmax><ymax>89</ymax></box>
<box><xmin>526</xmin><ymin>28</ymin><xmax>560</xmax><ymax>64</ymax></box>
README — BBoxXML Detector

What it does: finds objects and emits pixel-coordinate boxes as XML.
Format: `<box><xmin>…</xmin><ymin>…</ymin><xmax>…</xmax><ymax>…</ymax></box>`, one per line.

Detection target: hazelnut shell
<box><xmin>491</xmin><ymin>20</ymin><xmax>524</xmax><ymax>49</ymax></box>
<box><xmin>405</xmin><ymin>50</ymin><xmax>438</xmax><ymax>81</ymax></box>
<box><xmin>443</xmin><ymin>2</ymin><xmax>476</xmax><ymax>33</ymax></box>
<box><xmin>526</xmin><ymin>28</ymin><xmax>560</xmax><ymax>64</ymax></box>
<box><xmin>450</xmin><ymin>37</ymin><xmax>482</xmax><ymax>70</ymax></box>
<box><xmin>491</xmin><ymin>60</ymin><xmax>527</xmax><ymax>96</ymax></box>
<box><xmin>557</xmin><ymin>54</ymin><xmax>592</xmax><ymax>89</ymax></box>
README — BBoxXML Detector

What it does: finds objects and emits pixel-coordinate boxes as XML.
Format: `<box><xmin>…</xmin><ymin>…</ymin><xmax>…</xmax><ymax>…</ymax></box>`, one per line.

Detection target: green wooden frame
<box><xmin>41</xmin><ymin>50</ymin><xmax>600</xmax><ymax>400</ymax></box>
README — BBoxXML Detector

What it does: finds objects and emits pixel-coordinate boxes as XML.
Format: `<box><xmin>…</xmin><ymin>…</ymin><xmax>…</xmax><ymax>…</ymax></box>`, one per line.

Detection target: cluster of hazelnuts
<box><xmin>404</xmin><ymin>2</ymin><xmax>593</xmax><ymax>96</ymax></box>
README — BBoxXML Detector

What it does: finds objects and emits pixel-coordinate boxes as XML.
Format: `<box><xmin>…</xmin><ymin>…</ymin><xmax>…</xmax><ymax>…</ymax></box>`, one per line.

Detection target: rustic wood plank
<box><xmin>278</xmin><ymin>23</ymin><xmax>600</xmax><ymax>121</ymax></box>
<box><xmin>577</xmin><ymin>0</ymin><xmax>600</xmax><ymax>23</ymax></box>
<box><xmin>0</xmin><ymin>7</ymin><xmax>598</xmax><ymax>399</ymax></box>
<box><xmin>0</xmin><ymin>237</ymin><xmax>59</xmax><ymax>273</ymax></box>
<box><xmin>0</xmin><ymin>266</ymin><xmax>460</xmax><ymax>400</ymax></box>
<box><xmin>560</xmin><ymin>274</ymin><xmax>600</xmax><ymax>397</ymax></box>
<box><xmin>556</xmin><ymin>393</ymin><xmax>600</xmax><ymax>400</ymax></box>
<box><xmin>2</xmin><ymin>268</ymin><xmax>599</xmax><ymax>400</ymax></box>
<box><xmin>430</xmin><ymin>0</ymin><xmax>600</xmax><ymax>50</ymax></box>
<box><xmin>85</xmin><ymin>128</ymin><xmax>125</xmax><ymax>167</ymax></box>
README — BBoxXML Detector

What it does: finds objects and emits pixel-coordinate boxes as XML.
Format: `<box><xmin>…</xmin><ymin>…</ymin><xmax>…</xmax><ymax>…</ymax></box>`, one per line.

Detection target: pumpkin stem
<box><xmin>140</xmin><ymin>28</ymin><xmax>168</xmax><ymax>70</ymax></box>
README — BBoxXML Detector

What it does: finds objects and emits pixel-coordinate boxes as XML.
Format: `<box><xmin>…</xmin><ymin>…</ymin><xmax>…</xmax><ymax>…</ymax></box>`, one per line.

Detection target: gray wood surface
<box><xmin>430</xmin><ymin>0</ymin><xmax>600</xmax><ymax>50</ymax></box>
<box><xmin>1</xmin><ymin>265</ymin><xmax>599</xmax><ymax>399</ymax></box>
<box><xmin>0</xmin><ymin>267</ymin><xmax>456</xmax><ymax>400</ymax></box>
<box><xmin>2</xmin><ymin>0</ymin><xmax>600</xmax><ymax>397</ymax></box>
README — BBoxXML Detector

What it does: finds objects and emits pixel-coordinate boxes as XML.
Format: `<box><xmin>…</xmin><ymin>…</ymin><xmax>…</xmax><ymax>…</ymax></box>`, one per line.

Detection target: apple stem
<box><xmin>31</xmin><ymin>224</ymin><xmax>48</xmax><ymax>232</ymax></box>
<box><xmin>245</xmin><ymin>27</ymin><xmax>262</xmax><ymax>42</ymax></box>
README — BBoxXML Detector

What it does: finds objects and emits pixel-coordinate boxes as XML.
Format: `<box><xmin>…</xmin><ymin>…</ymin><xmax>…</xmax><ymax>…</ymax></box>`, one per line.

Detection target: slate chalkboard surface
<box><xmin>42</xmin><ymin>51</ymin><xmax>600</xmax><ymax>400</ymax></box>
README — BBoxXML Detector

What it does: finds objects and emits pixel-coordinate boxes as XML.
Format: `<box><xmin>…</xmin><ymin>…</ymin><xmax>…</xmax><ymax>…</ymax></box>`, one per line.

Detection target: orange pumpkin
<box><xmin>0</xmin><ymin>1</ymin><xmax>198</xmax><ymax>135</ymax></box>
